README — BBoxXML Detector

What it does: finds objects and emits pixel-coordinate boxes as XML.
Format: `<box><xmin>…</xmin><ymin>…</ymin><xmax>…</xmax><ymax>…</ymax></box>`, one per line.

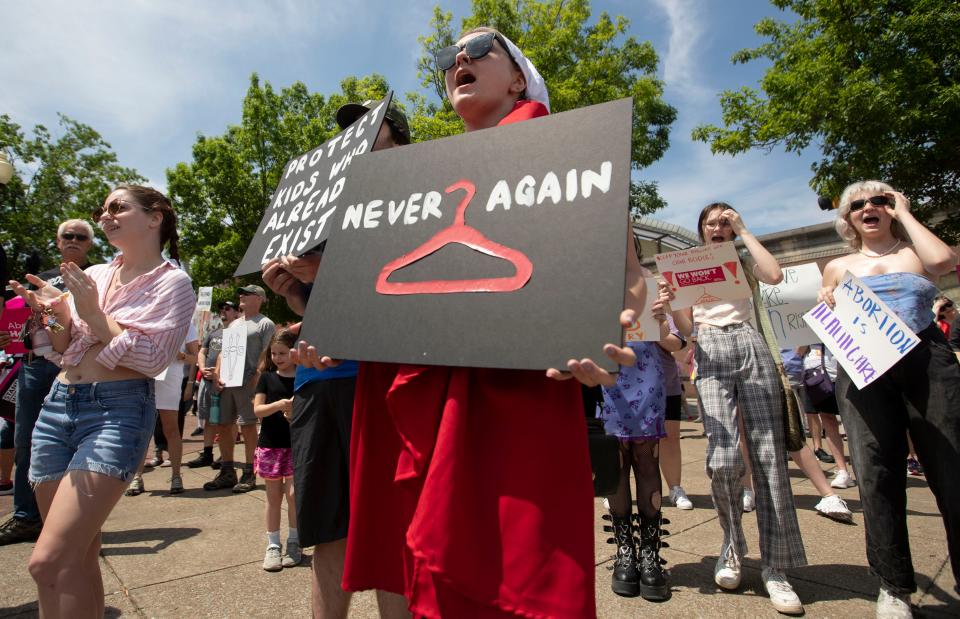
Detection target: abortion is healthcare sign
<box><xmin>802</xmin><ymin>271</ymin><xmax>919</xmax><ymax>389</ymax></box>
<box><xmin>654</xmin><ymin>242</ymin><xmax>752</xmax><ymax>309</ymax></box>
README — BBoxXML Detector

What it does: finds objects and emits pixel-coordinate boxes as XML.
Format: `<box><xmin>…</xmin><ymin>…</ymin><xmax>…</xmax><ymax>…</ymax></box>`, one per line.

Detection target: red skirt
<box><xmin>343</xmin><ymin>361</ymin><xmax>596</xmax><ymax>618</ymax></box>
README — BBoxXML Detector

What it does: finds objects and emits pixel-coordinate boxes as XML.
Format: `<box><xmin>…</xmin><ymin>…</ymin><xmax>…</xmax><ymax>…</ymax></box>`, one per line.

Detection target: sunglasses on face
<box><xmin>849</xmin><ymin>195</ymin><xmax>892</xmax><ymax>212</ymax></box>
<box><xmin>436</xmin><ymin>32</ymin><xmax>502</xmax><ymax>72</ymax></box>
<box><xmin>60</xmin><ymin>233</ymin><xmax>90</xmax><ymax>242</ymax></box>
<box><xmin>92</xmin><ymin>198</ymin><xmax>153</xmax><ymax>223</ymax></box>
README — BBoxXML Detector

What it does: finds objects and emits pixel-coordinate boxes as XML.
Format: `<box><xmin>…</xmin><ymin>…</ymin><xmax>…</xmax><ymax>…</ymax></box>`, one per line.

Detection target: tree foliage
<box><xmin>0</xmin><ymin>114</ymin><xmax>144</xmax><ymax>278</ymax></box>
<box><xmin>409</xmin><ymin>0</ymin><xmax>676</xmax><ymax>214</ymax></box>
<box><xmin>167</xmin><ymin>0</ymin><xmax>677</xmax><ymax>309</ymax></box>
<box><xmin>693</xmin><ymin>0</ymin><xmax>960</xmax><ymax>242</ymax></box>
<box><xmin>166</xmin><ymin>73</ymin><xmax>391</xmax><ymax>322</ymax></box>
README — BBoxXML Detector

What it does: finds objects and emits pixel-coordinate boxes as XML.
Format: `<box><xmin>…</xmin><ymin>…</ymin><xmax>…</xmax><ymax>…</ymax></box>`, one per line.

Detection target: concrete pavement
<box><xmin>1</xmin><ymin>417</ymin><xmax>956</xmax><ymax>618</ymax></box>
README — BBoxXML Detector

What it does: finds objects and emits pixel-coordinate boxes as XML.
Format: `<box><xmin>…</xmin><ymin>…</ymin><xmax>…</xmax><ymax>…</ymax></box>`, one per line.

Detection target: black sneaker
<box><xmin>233</xmin><ymin>471</ymin><xmax>257</xmax><ymax>493</ymax></box>
<box><xmin>203</xmin><ymin>469</ymin><xmax>238</xmax><ymax>491</ymax></box>
<box><xmin>190</xmin><ymin>427</ymin><xmax>204</xmax><ymax>437</ymax></box>
<box><xmin>814</xmin><ymin>448</ymin><xmax>836</xmax><ymax>463</ymax></box>
<box><xmin>186</xmin><ymin>452</ymin><xmax>214</xmax><ymax>468</ymax></box>
<box><xmin>211</xmin><ymin>457</ymin><xmax>222</xmax><ymax>470</ymax></box>
<box><xmin>0</xmin><ymin>516</ymin><xmax>43</xmax><ymax>546</ymax></box>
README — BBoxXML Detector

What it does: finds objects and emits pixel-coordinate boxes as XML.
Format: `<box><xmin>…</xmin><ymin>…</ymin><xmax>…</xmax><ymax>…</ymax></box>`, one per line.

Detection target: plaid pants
<box><xmin>695</xmin><ymin>323</ymin><xmax>807</xmax><ymax>569</ymax></box>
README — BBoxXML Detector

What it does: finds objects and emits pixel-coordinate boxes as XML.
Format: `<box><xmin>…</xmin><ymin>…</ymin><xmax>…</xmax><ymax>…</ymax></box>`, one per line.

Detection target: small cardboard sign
<box><xmin>802</xmin><ymin>271</ymin><xmax>919</xmax><ymax>389</ymax></box>
<box><xmin>1</xmin><ymin>297</ymin><xmax>31</xmax><ymax>355</ymax></box>
<box><xmin>234</xmin><ymin>92</ymin><xmax>393</xmax><ymax>275</ymax></box>
<box><xmin>301</xmin><ymin>98</ymin><xmax>633</xmax><ymax>370</ymax></box>
<box><xmin>759</xmin><ymin>262</ymin><xmax>823</xmax><ymax>348</ymax></box>
<box><xmin>219</xmin><ymin>320</ymin><xmax>247</xmax><ymax>387</ymax></box>
<box><xmin>196</xmin><ymin>287</ymin><xmax>213</xmax><ymax>312</ymax></box>
<box><xmin>624</xmin><ymin>278</ymin><xmax>663</xmax><ymax>342</ymax></box>
<box><xmin>654</xmin><ymin>242</ymin><xmax>751</xmax><ymax>308</ymax></box>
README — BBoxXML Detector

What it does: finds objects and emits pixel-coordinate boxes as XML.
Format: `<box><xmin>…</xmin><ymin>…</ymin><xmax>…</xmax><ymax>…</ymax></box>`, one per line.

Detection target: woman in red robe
<box><xmin>298</xmin><ymin>28</ymin><xmax>645</xmax><ymax>618</ymax></box>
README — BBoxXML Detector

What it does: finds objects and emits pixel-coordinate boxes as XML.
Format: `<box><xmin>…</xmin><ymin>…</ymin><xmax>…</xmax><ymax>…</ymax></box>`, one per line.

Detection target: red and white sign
<box><xmin>1</xmin><ymin>297</ymin><xmax>31</xmax><ymax>355</ymax></box>
<box><xmin>654</xmin><ymin>242</ymin><xmax>752</xmax><ymax>308</ymax></box>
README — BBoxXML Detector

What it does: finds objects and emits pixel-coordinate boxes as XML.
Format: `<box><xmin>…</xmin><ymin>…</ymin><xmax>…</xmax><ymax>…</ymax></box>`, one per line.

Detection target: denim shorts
<box><xmin>30</xmin><ymin>379</ymin><xmax>156</xmax><ymax>484</ymax></box>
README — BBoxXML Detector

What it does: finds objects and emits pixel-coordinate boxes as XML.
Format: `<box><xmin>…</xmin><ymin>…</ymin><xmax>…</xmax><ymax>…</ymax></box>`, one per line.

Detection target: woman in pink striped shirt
<box><xmin>9</xmin><ymin>185</ymin><xmax>195</xmax><ymax>617</ymax></box>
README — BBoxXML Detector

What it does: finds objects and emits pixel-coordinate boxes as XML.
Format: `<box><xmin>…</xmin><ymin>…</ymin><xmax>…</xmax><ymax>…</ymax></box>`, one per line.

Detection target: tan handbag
<box><xmin>745</xmin><ymin>270</ymin><xmax>806</xmax><ymax>452</ymax></box>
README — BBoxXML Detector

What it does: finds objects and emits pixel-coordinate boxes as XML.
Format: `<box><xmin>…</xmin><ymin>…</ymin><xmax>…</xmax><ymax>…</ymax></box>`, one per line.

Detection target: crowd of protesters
<box><xmin>1</xmin><ymin>25</ymin><xmax>959</xmax><ymax>619</ymax></box>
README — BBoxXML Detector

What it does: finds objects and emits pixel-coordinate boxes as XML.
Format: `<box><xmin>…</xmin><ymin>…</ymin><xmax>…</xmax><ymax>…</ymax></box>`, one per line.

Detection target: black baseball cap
<box><xmin>336</xmin><ymin>100</ymin><xmax>410</xmax><ymax>144</ymax></box>
<box><xmin>218</xmin><ymin>301</ymin><xmax>238</xmax><ymax>310</ymax></box>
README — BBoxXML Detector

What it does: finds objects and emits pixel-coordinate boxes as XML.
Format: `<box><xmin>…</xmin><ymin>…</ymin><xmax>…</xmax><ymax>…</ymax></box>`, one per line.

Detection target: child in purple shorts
<box><xmin>253</xmin><ymin>328</ymin><xmax>300</xmax><ymax>571</ymax></box>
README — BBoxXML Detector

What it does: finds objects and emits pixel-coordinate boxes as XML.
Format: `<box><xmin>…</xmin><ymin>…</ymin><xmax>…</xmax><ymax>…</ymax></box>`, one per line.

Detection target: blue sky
<box><xmin>2</xmin><ymin>0</ymin><xmax>837</xmax><ymax>236</ymax></box>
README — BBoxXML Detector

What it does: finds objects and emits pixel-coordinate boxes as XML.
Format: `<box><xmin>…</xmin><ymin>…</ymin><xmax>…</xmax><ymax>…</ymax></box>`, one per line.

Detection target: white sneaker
<box><xmin>742</xmin><ymin>488</ymin><xmax>756</xmax><ymax>513</ymax></box>
<box><xmin>831</xmin><ymin>470</ymin><xmax>856</xmax><ymax>489</ymax></box>
<box><xmin>670</xmin><ymin>485</ymin><xmax>694</xmax><ymax>510</ymax></box>
<box><xmin>815</xmin><ymin>494</ymin><xmax>853</xmax><ymax>523</ymax></box>
<box><xmin>876</xmin><ymin>587</ymin><xmax>912</xmax><ymax>618</ymax></box>
<box><xmin>762</xmin><ymin>567</ymin><xmax>803</xmax><ymax>614</ymax></box>
<box><xmin>714</xmin><ymin>542</ymin><xmax>741</xmax><ymax>590</ymax></box>
<box><xmin>262</xmin><ymin>545</ymin><xmax>282</xmax><ymax>572</ymax></box>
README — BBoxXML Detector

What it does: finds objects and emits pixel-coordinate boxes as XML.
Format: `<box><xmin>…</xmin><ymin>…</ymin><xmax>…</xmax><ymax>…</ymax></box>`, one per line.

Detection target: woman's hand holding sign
<box><xmin>289</xmin><ymin>340</ymin><xmax>342</xmax><ymax>371</ymax></box>
<box><xmin>546</xmin><ymin>308</ymin><xmax>638</xmax><ymax>387</ymax></box>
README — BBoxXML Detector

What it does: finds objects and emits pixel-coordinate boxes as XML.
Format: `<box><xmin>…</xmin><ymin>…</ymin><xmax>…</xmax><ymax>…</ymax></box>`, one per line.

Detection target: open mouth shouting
<box><xmin>710</xmin><ymin>234</ymin><xmax>727</xmax><ymax>243</ymax></box>
<box><xmin>861</xmin><ymin>213</ymin><xmax>881</xmax><ymax>226</ymax></box>
<box><xmin>454</xmin><ymin>68</ymin><xmax>477</xmax><ymax>88</ymax></box>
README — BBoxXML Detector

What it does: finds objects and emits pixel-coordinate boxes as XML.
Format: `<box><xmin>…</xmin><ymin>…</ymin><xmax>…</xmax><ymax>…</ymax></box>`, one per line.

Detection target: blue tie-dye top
<box><xmin>859</xmin><ymin>272</ymin><xmax>938</xmax><ymax>334</ymax></box>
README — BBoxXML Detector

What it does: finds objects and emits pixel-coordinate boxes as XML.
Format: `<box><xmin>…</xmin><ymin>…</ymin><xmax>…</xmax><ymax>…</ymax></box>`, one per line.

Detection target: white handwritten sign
<box><xmin>759</xmin><ymin>262</ymin><xmax>822</xmax><ymax>348</ymax></box>
<box><xmin>196</xmin><ymin>287</ymin><xmax>213</xmax><ymax>312</ymax></box>
<box><xmin>654</xmin><ymin>242</ymin><xmax>751</xmax><ymax>309</ymax></box>
<box><xmin>624</xmin><ymin>278</ymin><xmax>662</xmax><ymax>342</ymax></box>
<box><xmin>220</xmin><ymin>320</ymin><xmax>247</xmax><ymax>388</ymax></box>
<box><xmin>802</xmin><ymin>271</ymin><xmax>918</xmax><ymax>389</ymax></box>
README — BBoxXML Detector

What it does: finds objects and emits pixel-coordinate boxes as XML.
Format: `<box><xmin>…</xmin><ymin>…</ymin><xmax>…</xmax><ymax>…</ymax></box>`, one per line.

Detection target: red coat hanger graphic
<box><xmin>375</xmin><ymin>179</ymin><xmax>533</xmax><ymax>295</ymax></box>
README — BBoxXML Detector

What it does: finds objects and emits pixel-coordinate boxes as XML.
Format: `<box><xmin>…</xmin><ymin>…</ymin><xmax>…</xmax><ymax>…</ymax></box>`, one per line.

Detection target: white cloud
<box><xmin>643</xmin><ymin>142</ymin><xmax>834</xmax><ymax>235</ymax></box>
<box><xmin>649</xmin><ymin>0</ymin><xmax>710</xmax><ymax>103</ymax></box>
<box><xmin>0</xmin><ymin>0</ymin><xmax>355</xmax><ymax>134</ymax></box>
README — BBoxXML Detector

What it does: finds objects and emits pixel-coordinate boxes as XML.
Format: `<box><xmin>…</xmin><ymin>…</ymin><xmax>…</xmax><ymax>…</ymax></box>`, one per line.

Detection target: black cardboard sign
<box><xmin>300</xmin><ymin>97</ymin><xmax>632</xmax><ymax>371</ymax></box>
<box><xmin>234</xmin><ymin>92</ymin><xmax>393</xmax><ymax>275</ymax></box>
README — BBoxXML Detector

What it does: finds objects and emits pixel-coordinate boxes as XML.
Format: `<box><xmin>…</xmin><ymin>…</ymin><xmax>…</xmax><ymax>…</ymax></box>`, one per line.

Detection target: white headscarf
<box><xmin>497</xmin><ymin>33</ymin><xmax>550</xmax><ymax>112</ymax></box>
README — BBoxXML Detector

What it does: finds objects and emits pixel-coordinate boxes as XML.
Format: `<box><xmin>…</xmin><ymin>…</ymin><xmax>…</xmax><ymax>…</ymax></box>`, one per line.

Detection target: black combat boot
<box><xmin>603</xmin><ymin>513</ymin><xmax>640</xmax><ymax>597</ymax></box>
<box><xmin>636</xmin><ymin>511</ymin><xmax>671</xmax><ymax>601</ymax></box>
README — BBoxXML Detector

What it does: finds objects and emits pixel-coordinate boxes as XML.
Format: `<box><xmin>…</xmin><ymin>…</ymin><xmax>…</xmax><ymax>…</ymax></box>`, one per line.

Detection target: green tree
<box><xmin>0</xmin><ymin>114</ymin><xmax>143</xmax><ymax>278</ymax></box>
<box><xmin>693</xmin><ymin>0</ymin><xmax>960</xmax><ymax>242</ymax></box>
<box><xmin>409</xmin><ymin>0</ymin><xmax>676</xmax><ymax>215</ymax></box>
<box><xmin>167</xmin><ymin>73</ymin><xmax>392</xmax><ymax>323</ymax></box>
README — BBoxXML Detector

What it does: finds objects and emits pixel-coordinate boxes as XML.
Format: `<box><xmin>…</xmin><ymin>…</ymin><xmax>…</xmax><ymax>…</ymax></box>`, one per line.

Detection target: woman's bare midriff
<box><xmin>58</xmin><ymin>343</ymin><xmax>148</xmax><ymax>384</ymax></box>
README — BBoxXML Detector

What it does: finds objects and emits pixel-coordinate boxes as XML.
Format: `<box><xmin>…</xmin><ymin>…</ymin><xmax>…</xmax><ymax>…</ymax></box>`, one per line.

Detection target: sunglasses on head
<box><xmin>92</xmin><ymin>198</ymin><xmax>153</xmax><ymax>223</ymax></box>
<box><xmin>849</xmin><ymin>195</ymin><xmax>892</xmax><ymax>212</ymax></box>
<box><xmin>436</xmin><ymin>31</ymin><xmax>503</xmax><ymax>72</ymax></box>
<box><xmin>60</xmin><ymin>233</ymin><xmax>90</xmax><ymax>242</ymax></box>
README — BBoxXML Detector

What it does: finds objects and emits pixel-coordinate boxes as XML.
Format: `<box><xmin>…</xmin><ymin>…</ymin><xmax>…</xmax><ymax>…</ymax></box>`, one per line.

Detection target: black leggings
<box><xmin>608</xmin><ymin>439</ymin><xmax>662</xmax><ymax>519</ymax></box>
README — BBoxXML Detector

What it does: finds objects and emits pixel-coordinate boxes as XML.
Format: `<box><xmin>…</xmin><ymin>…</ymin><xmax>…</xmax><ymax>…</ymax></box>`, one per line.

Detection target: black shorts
<box><xmin>664</xmin><ymin>394</ymin><xmax>682</xmax><ymax>422</ymax></box>
<box><xmin>290</xmin><ymin>376</ymin><xmax>356</xmax><ymax>547</ymax></box>
<box><xmin>800</xmin><ymin>386</ymin><xmax>839</xmax><ymax>415</ymax></box>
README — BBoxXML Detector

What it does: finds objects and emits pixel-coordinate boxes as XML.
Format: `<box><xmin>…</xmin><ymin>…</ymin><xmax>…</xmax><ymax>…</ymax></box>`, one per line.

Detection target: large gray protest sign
<box><xmin>234</xmin><ymin>92</ymin><xmax>393</xmax><ymax>275</ymax></box>
<box><xmin>300</xmin><ymin>98</ymin><xmax>633</xmax><ymax>371</ymax></box>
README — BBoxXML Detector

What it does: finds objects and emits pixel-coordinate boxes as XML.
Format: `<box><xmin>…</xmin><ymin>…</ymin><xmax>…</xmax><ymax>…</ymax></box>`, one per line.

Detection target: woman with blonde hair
<box><xmin>819</xmin><ymin>180</ymin><xmax>959</xmax><ymax>618</ymax></box>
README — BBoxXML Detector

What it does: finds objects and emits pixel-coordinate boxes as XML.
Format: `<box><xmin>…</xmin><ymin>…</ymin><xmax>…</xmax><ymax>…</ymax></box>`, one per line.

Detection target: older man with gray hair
<box><xmin>0</xmin><ymin>218</ymin><xmax>95</xmax><ymax>546</ymax></box>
